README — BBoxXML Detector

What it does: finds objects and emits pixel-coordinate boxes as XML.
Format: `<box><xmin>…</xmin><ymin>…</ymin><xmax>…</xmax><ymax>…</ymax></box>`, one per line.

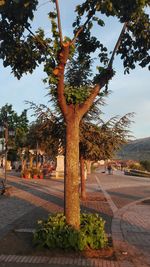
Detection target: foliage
<box><xmin>75</xmin><ymin>0</ymin><xmax>150</xmax><ymax>73</ymax></box>
<box><xmin>0</xmin><ymin>1</ymin><xmax>149</xmax><ymax>84</ymax></box>
<box><xmin>140</xmin><ymin>160</ymin><xmax>150</xmax><ymax>172</ymax></box>
<box><xmin>27</xmin><ymin>103</ymin><xmax>64</xmax><ymax>159</ymax></box>
<box><xmin>33</xmin><ymin>213</ymin><xmax>108</xmax><ymax>251</ymax></box>
<box><xmin>21</xmin><ymin>168</ymin><xmax>31</xmax><ymax>178</ymax></box>
<box><xmin>65</xmin><ymin>51</ymin><xmax>93</xmax><ymax>88</ymax></box>
<box><xmin>31</xmin><ymin>167</ymin><xmax>39</xmax><ymax>176</ymax></box>
<box><xmin>0</xmin><ymin>104</ymin><xmax>29</xmax><ymax>150</ymax></box>
<box><xmin>22</xmin><ymin>167</ymin><xmax>44</xmax><ymax>178</ymax></box>
<box><xmin>64</xmin><ymin>46</ymin><xmax>94</xmax><ymax>105</ymax></box>
<box><xmin>7</xmin><ymin>149</ymin><xmax>18</xmax><ymax>162</ymax></box>
<box><xmin>65</xmin><ymin>47</ymin><xmax>108</xmax><ymax>112</ymax></box>
<box><xmin>0</xmin><ymin>0</ymin><xmax>48</xmax><ymax>78</ymax></box>
<box><xmin>128</xmin><ymin>162</ymin><xmax>144</xmax><ymax>171</ymax></box>
<box><xmin>64</xmin><ymin>85</ymin><xmax>92</xmax><ymax>105</ymax></box>
<box><xmin>80</xmin><ymin>113</ymin><xmax>134</xmax><ymax>161</ymax></box>
<box><xmin>27</xmin><ymin>101</ymin><xmax>133</xmax><ymax>162</ymax></box>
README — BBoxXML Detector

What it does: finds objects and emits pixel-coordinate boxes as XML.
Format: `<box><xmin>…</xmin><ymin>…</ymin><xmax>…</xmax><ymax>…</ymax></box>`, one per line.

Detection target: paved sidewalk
<box><xmin>95</xmin><ymin>171</ymin><xmax>150</xmax><ymax>267</ymax></box>
<box><xmin>112</xmin><ymin>199</ymin><xmax>150</xmax><ymax>267</ymax></box>
<box><xmin>0</xmin><ymin>172</ymin><xmax>150</xmax><ymax>267</ymax></box>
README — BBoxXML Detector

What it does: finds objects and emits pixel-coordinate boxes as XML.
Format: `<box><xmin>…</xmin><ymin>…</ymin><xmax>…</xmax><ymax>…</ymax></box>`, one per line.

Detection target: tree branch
<box><xmin>78</xmin><ymin>22</ymin><xmax>128</xmax><ymax>118</ymax></box>
<box><xmin>26</xmin><ymin>26</ymin><xmax>56</xmax><ymax>65</ymax></box>
<box><xmin>108</xmin><ymin>22</ymin><xmax>128</xmax><ymax>69</ymax></box>
<box><xmin>54</xmin><ymin>44</ymin><xmax>71</xmax><ymax>117</ymax></box>
<box><xmin>26</xmin><ymin>27</ymin><xmax>48</xmax><ymax>49</ymax></box>
<box><xmin>57</xmin><ymin>74</ymin><xmax>68</xmax><ymax>117</ymax></box>
<box><xmin>78</xmin><ymin>84</ymin><xmax>101</xmax><ymax>119</ymax></box>
<box><xmin>71</xmin><ymin>12</ymin><xmax>94</xmax><ymax>45</ymax></box>
<box><xmin>78</xmin><ymin>68</ymin><xmax>113</xmax><ymax>119</ymax></box>
<box><xmin>55</xmin><ymin>0</ymin><xmax>63</xmax><ymax>45</ymax></box>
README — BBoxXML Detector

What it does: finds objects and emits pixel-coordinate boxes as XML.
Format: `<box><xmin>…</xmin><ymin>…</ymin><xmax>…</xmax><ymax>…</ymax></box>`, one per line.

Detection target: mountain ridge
<box><xmin>117</xmin><ymin>136</ymin><xmax>150</xmax><ymax>161</ymax></box>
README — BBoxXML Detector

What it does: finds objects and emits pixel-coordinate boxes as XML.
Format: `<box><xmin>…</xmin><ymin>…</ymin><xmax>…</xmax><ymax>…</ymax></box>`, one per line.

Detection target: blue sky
<box><xmin>0</xmin><ymin>1</ymin><xmax>149</xmax><ymax>139</ymax></box>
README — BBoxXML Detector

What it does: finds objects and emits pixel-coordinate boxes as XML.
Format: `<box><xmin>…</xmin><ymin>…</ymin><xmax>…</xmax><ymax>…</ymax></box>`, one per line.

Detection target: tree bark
<box><xmin>65</xmin><ymin>116</ymin><xmax>80</xmax><ymax>229</ymax></box>
<box><xmin>22</xmin><ymin>159</ymin><xmax>26</xmax><ymax>171</ymax></box>
<box><xmin>86</xmin><ymin>160</ymin><xmax>92</xmax><ymax>174</ymax></box>
<box><xmin>80</xmin><ymin>156</ymin><xmax>86</xmax><ymax>201</ymax></box>
<box><xmin>29</xmin><ymin>154</ymin><xmax>33</xmax><ymax>169</ymax></box>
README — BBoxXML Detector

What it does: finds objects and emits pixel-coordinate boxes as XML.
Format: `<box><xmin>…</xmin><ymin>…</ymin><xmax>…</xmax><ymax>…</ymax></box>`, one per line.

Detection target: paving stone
<box><xmin>0</xmin><ymin>172</ymin><xmax>150</xmax><ymax>267</ymax></box>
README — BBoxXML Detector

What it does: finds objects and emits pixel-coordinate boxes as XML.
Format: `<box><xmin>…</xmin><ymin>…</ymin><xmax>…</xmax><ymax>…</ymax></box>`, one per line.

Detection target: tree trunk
<box><xmin>65</xmin><ymin>117</ymin><xmax>80</xmax><ymax>229</ymax></box>
<box><xmin>86</xmin><ymin>160</ymin><xmax>92</xmax><ymax>174</ymax></box>
<box><xmin>22</xmin><ymin>159</ymin><xmax>26</xmax><ymax>171</ymax></box>
<box><xmin>80</xmin><ymin>156</ymin><xmax>86</xmax><ymax>201</ymax></box>
<box><xmin>29</xmin><ymin>154</ymin><xmax>33</xmax><ymax>169</ymax></box>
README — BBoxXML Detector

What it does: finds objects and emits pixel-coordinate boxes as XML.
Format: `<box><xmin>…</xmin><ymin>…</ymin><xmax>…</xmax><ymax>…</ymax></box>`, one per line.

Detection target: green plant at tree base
<box><xmin>33</xmin><ymin>213</ymin><xmax>108</xmax><ymax>251</ymax></box>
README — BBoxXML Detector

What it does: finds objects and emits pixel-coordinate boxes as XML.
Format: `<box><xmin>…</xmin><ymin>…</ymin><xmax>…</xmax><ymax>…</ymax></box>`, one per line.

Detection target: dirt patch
<box><xmin>0</xmin><ymin>231</ymin><xmax>115</xmax><ymax>260</ymax></box>
<box><xmin>81</xmin><ymin>192</ymin><xmax>107</xmax><ymax>202</ymax></box>
<box><xmin>82</xmin><ymin>196</ymin><xmax>107</xmax><ymax>201</ymax></box>
<box><xmin>82</xmin><ymin>247</ymin><xmax>115</xmax><ymax>259</ymax></box>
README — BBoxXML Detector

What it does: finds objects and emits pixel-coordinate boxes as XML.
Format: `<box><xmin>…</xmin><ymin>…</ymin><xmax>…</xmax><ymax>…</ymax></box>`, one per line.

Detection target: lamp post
<box><xmin>36</xmin><ymin>141</ymin><xmax>39</xmax><ymax>168</ymax></box>
<box><xmin>0</xmin><ymin>123</ymin><xmax>15</xmax><ymax>184</ymax></box>
<box><xmin>4</xmin><ymin>122</ymin><xmax>8</xmax><ymax>184</ymax></box>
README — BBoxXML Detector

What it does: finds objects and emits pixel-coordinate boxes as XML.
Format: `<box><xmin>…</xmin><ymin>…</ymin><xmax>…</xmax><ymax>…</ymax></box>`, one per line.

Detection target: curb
<box><xmin>0</xmin><ymin>254</ymin><xmax>134</xmax><ymax>266</ymax></box>
<box><xmin>0</xmin><ymin>255</ymin><xmax>120</xmax><ymax>267</ymax></box>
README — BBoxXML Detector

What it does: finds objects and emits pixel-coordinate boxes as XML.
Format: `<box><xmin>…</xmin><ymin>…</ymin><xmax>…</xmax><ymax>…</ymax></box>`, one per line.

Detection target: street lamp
<box><xmin>0</xmin><ymin>123</ymin><xmax>15</xmax><ymax>184</ymax></box>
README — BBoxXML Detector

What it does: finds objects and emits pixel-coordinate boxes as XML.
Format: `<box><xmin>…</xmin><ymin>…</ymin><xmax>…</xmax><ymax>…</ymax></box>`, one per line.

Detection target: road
<box><xmin>0</xmin><ymin>170</ymin><xmax>149</xmax><ymax>233</ymax></box>
<box><xmin>95</xmin><ymin>169</ymin><xmax>150</xmax><ymax>210</ymax></box>
<box><xmin>95</xmin><ymin>169</ymin><xmax>150</xmax><ymax>267</ymax></box>
<box><xmin>0</xmin><ymin>170</ymin><xmax>150</xmax><ymax>231</ymax></box>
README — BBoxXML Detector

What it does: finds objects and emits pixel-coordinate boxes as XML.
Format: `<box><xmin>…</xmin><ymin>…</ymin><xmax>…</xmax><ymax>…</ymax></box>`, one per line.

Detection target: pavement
<box><xmin>0</xmin><ymin>170</ymin><xmax>150</xmax><ymax>267</ymax></box>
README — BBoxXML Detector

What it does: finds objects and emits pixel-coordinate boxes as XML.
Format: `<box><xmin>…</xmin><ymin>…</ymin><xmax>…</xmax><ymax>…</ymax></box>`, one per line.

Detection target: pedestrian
<box><xmin>107</xmin><ymin>164</ymin><xmax>112</xmax><ymax>175</ymax></box>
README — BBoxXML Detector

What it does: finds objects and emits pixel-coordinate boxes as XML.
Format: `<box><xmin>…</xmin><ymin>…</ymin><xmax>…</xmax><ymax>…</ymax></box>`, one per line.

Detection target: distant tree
<box><xmin>27</xmin><ymin>103</ymin><xmax>65</xmax><ymax>160</ymax></box>
<box><xmin>79</xmin><ymin>113</ymin><xmax>133</xmax><ymax>200</ymax></box>
<box><xmin>140</xmin><ymin>160</ymin><xmax>150</xmax><ymax>172</ymax></box>
<box><xmin>0</xmin><ymin>104</ymin><xmax>29</xmax><ymax>161</ymax></box>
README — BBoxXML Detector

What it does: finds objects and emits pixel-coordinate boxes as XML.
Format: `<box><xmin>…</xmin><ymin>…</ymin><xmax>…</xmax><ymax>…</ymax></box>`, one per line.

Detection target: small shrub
<box><xmin>21</xmin><ymin>169</ymin><xmax>31</xmax><ymax>178</ymax></box>
<box><xmin>128</xmin><ymin>162</ymin><xmax>144</xmax><ymax>171</ymax></box>
<box><xmin>31</xmin><ymin>168</ymin><xmax>39</xmax><ymax>176</ymax></box>
<box><xmin>33</xmin><ymin>213</ymin><xmax>108</xmax><ymax>251</ymax></box>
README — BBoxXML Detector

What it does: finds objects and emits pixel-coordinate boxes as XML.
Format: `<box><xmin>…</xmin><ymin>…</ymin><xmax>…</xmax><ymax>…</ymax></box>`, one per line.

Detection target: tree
<box><xmin>27</xmin><ymin>102</ymin><xmax>65</xmax><ymax>160</ymax></box>
<box><xmin>79</xmin><ymin>113</ymin><xmax>133</xmax><ymax>200</ymax></box>
<box><xmin>0</xmin><ymin>104</ymin><xmax>29</xmax><ymax>158</ymax></box>
<box><xmin>0</xmin><ymin>1</ymin><xmax>149</xmax><ymax>228</ymax></box>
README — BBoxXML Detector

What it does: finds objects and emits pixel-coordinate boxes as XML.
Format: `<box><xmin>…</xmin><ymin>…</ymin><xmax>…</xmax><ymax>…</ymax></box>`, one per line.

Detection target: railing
<box><xmin>124</xmin><ymin>169</ymin><xmax>150</xmax><ymax>178</ymax></box>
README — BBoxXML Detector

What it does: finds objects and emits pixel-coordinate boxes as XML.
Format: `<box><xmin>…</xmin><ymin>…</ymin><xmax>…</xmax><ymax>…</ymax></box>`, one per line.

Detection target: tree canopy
<box><xmin>0</xmin><ymin>104</ymin><xmax>29</xmax><ymax>160</ymax></box>
<box><xmin>27</xmin><ymin>102</ymin><xmax>64</xmax><ymax>159</ymax></box>
<box><xmin>0</xmin><ymin>0</ymin><xmax>149</xmax><ymax>80</ymax></box>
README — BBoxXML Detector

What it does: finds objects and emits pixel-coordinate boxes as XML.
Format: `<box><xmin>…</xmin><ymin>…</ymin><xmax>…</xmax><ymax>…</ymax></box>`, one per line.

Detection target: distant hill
<box><xmin>117</xmin><ymin>137</ymin><xmax>150</xmax><ymax>161</ymax></box>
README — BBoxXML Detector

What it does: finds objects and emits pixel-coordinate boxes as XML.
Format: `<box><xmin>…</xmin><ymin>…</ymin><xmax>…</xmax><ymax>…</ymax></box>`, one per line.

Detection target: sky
<box><xmin>0</xmin><ymin>0</ymin><xmax>150</xmax><ymax>139</ymax></box>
